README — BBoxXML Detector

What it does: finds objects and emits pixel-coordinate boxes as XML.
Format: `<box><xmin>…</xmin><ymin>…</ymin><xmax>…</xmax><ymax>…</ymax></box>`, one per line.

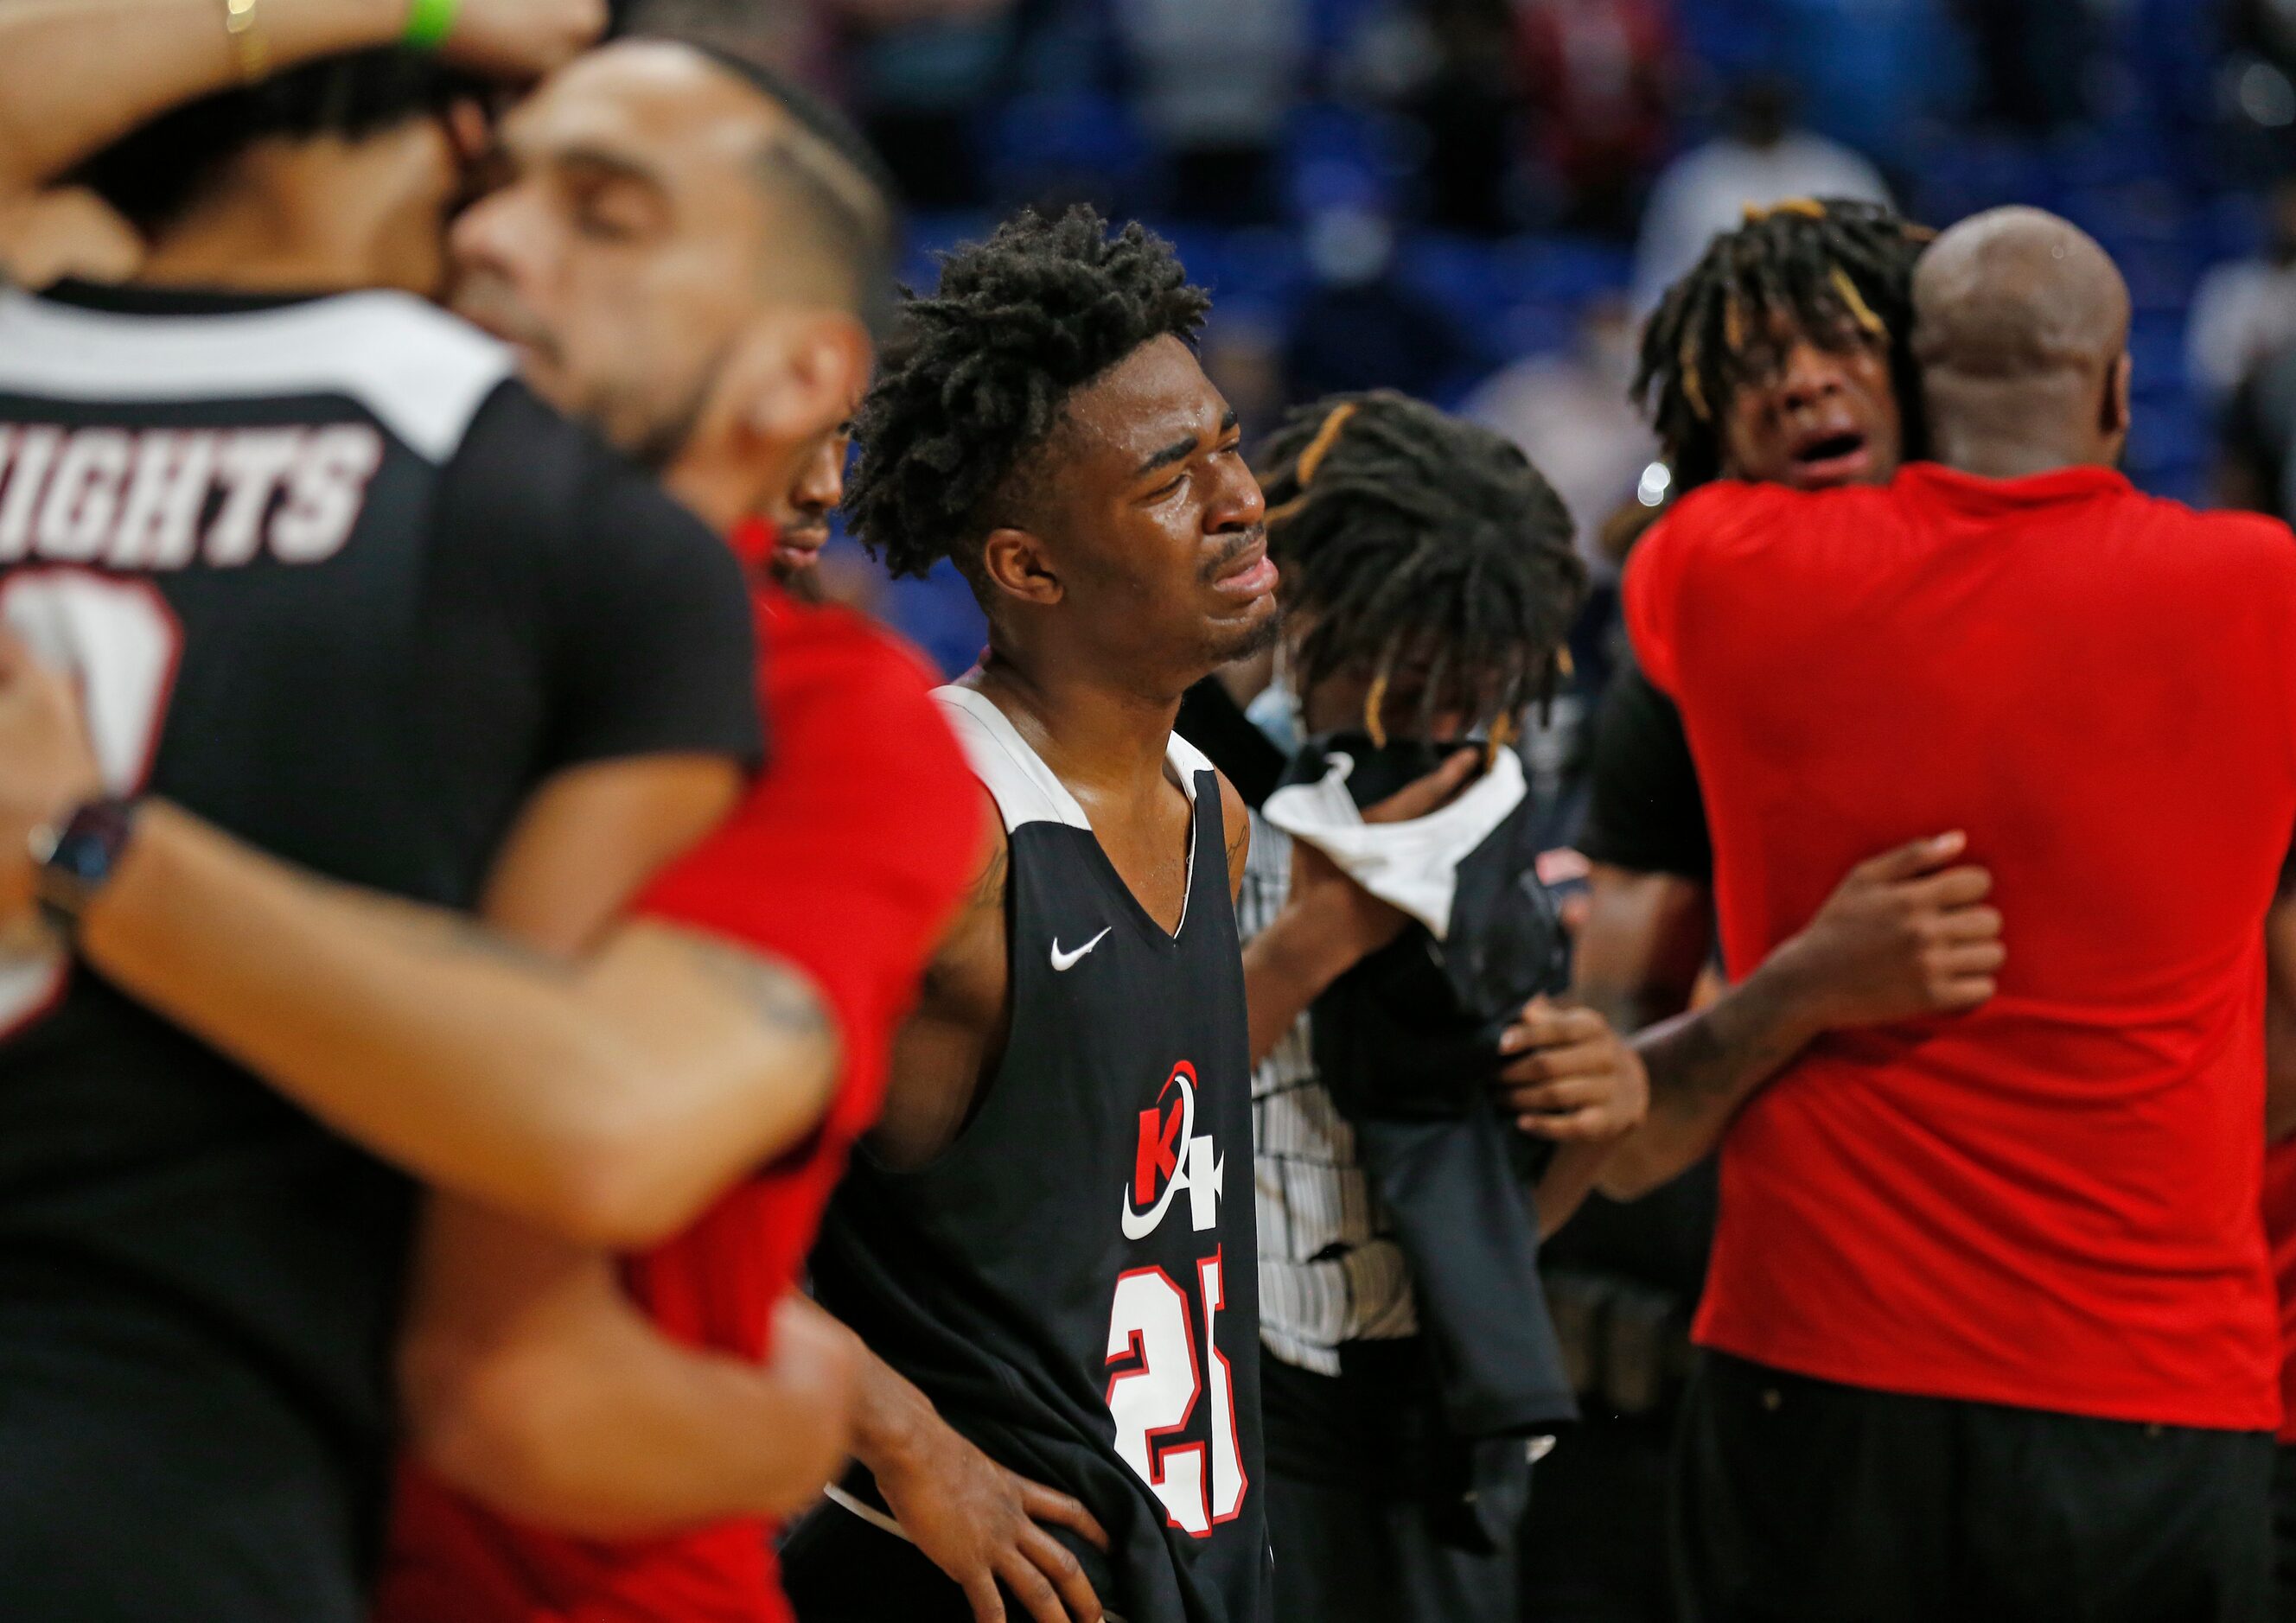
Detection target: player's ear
<box><xmin>742</xmin><ymin>314</ymin><xmax>869</xmax><ymax>445</ymax></box>
<box><xmin>2102</xmin><ymin>349</ymin><xmax>2133</xmax><ymax>439</ymax></box>
<box><xmin>979</xmin><ymin>526</ymin><xmax>1063</xmax><ymax>609</ymax></box>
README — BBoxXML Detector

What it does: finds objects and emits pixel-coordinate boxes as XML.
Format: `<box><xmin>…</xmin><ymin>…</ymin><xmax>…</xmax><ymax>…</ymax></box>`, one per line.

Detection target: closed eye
<box><xmin>1138</xmin><ymin>409</ymin><xmax>1244</xmax><ymax>504</ymax></box>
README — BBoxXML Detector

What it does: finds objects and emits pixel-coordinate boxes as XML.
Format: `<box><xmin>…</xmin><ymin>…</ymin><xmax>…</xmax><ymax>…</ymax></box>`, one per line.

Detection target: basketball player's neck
<box><xmin>135</xmin><ymin>157</ymin><xmax>437</xmax><ymax>297</ymax></box>
<box><xmin>1925</xmin><ymin>390</ymin><xmax>2121</xmax><ymax>481</ymax></box>
<box><xmin>137</xmin><ymin>229</ymin><xmax>380</xmax><ymax>296</ymax></box>
<box><xmin>972</xmin><ymin>647</ymin><xmax>1187</xmax><ymax>805</ymax></box>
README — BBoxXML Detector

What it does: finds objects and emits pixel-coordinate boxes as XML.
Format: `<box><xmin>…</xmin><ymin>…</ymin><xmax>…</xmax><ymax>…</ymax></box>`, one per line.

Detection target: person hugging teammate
<box><xmin>1579</xmin><ymin>197</ymin><xmax>1934</xmax><ymax>1040</ymax></box>
<box><xmin>1540</xmin><ymin>198</ymin><xmax>1996</xmax><ymax>1620</ymax></box>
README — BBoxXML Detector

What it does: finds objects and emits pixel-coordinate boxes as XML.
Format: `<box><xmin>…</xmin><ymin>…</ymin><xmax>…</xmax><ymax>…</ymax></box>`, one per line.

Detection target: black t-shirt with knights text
<box><xmin>0</xmin><ymin>281</ymin><xmax>759</xmax><ymax>1621</ymax></box>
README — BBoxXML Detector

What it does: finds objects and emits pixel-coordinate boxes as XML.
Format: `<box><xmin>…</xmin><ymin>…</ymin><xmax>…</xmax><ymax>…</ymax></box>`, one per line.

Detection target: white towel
<box><xmin>1260</xmin><ymin>747</ymin><xmax>1527</xmax><ymax>941</ymax></box>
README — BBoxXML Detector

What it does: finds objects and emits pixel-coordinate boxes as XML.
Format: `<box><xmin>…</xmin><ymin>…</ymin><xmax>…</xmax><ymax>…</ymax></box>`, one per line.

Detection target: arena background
<box><xmin>762</xmin><ymin>1</ymin><xmax>2289</xmax><ymax>675</ymax></box>
<box><xmin>3</xmin><ymin>3</ymin><xmax>2280</xmax><ymax>1618</ymax></box>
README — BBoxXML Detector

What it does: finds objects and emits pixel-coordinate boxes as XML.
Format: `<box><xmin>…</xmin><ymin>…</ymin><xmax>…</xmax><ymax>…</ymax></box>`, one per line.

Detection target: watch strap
<box><xmin>29</xmin><ymin>798</ymin><xmax>138</xmax><ymax>941</ymax></box>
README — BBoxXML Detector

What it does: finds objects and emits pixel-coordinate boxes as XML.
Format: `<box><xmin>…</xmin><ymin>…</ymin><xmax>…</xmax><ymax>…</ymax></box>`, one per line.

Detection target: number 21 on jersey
<box><xmin>0</xmin><ymin>570</ymin><xmax>182</xmax><ymax>1035</ymax></box>
<box><xmin>1106</xmin><ymin>1249</ymin><xmax>1247</xmax><ymax>1537</ymax></box>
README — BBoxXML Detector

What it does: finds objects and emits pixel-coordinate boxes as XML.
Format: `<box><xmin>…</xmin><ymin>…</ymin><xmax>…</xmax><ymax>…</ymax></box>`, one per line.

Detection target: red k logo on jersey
<box><xmin>1107</xmin><ymin>1062</ymin><xmax>1247</xmax><ymax>1536</ymax></box>
<box><xmin>1120</xmin><ymin>1061</ymin><xmax>1224</xmax><ymax>1241</ymax></box>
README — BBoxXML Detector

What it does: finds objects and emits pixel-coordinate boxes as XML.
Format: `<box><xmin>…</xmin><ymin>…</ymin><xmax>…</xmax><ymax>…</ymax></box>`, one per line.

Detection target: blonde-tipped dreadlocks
<box><xmin>1255</xmin><ymin>391</ymin><xmax>1586</xmax><ymax>748</ymax></box>
<box><xmin>1636</xmin><ymin>197</ymin><xmax>1934</xmax><ymax>491</ymax></box>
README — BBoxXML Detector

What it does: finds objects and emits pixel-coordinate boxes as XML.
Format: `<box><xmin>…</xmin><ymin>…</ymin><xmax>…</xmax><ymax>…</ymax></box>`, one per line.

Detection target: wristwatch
<box><xmin>27</xmin><ymin>797</ymin><xmax>137</xmax><ymax>941</ymax></box>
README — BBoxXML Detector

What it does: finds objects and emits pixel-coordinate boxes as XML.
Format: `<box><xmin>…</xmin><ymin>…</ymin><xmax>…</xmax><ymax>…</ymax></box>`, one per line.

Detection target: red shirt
<box><xmin>1626</xmin><ymin>463</ymin><xmax>2296</xmax><ymax>1430</ymax></box>
<box><xmin>375</xmin><ymin>579</ymin><xmax>981</xmax><ymax>1621</ymax></box>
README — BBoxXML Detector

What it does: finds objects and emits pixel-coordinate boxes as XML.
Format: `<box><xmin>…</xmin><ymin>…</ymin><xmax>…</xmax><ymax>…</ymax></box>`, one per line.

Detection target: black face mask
<box><xmin>1287</xmin><ymin>731</ymin><xmax>1485</xmax><ymax>809</ymax></box>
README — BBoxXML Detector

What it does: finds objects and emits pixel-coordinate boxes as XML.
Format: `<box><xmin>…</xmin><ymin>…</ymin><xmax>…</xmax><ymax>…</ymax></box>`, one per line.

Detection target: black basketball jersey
<box><xmin>0</xmin><ymin>282</ymin><xmax>759</xmax><ymax>1619</ymax></box>
<box><xmin>808</xmin><ymin>685</ymin><xmax>1269</xmax><ymax>1623</ymax></box>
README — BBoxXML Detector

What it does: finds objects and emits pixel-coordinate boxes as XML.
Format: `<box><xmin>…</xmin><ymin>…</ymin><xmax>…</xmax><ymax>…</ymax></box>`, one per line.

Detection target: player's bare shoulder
<box><xmin>1216</xmin><ymin>769</ymin><xmax>1251</xmax><ymax>903</ymax></box>
<box><xmin>922</xmin><ymin>783</ymin><xmax>1010</xmax><ymax>1003</ymax></box>
<box><xmin>873</xmin><ymin>784</ymin><xmax>1011</xmax><ymax>1169</ymax></box>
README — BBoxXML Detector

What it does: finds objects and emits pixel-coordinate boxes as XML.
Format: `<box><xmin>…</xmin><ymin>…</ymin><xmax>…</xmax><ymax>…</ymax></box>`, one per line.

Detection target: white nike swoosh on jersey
<box><xmin>1049</xmin><ymin>927</ymin><xmax>1113</xmax><ymax>972</ymax></box>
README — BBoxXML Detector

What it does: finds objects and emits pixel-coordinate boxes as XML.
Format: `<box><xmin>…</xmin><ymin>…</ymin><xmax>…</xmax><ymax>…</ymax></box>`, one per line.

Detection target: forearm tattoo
<box><xmin>678</xmin><ymin>936</ymin><xmax>835</xmax><ymax>1042</ymax></box>
<box><xmin>1642</xmin><ymin>977</ymin><xmax>1808</xmax><ymax>1111</ymax></box>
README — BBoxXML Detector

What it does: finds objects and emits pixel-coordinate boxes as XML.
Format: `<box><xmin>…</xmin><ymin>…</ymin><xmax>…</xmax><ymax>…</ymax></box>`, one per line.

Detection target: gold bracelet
<box><xmin>222</xmin><ymin>0</ymin><xmax>268</xmax><ymax>83</ymax></box>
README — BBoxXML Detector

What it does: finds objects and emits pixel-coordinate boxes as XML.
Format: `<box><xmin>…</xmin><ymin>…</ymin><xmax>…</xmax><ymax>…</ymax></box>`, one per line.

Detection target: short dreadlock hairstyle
<box><xmin>845</xmin><ymin>206</ymin><xmax>1212</xmax><ymax>589</ymax></box>
<box><xmin>1257</xmin><ymin>391</ymin><xmax>1587</xmax><ymax>746</ymax></box>
<box><xmin>1636</xmin><ymin>198</ymin><xmax>1934</xmax><ymax>491</ymax></box>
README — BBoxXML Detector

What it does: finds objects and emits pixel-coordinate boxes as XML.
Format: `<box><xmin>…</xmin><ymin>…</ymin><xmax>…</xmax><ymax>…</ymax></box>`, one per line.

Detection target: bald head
<box><xmin>1914</xmin><ymin>207</ymin><xmax>2127</xmax><ymax>379</ymax></box>
<box><xmin>1911</xmin><ymin>208</ymin><xmax>2133</xmax><ymax>478</ymax></box>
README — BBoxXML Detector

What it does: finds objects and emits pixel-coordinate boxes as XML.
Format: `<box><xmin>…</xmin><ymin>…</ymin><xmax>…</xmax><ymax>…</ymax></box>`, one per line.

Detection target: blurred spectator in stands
<box><xmin>1202</xmin><ymin>304</ymin><xmax>1292</xmax><ymax>436</ymax></box>
<box><xmin>626</xmin><ymin>0</ymin><xmax>1018</xmax><ymax>206</ymax></box>
<box><xmin>838</xmin><ymin>0</ymin><xmax>1016</xmax><ymax>209</ymax></box>
<box><xmin>1948</xmin><ymin>0</ymin><xmax>2090</xmax><ymax>131</ymax></box>
<box><xmin>2191</xmin><ymin>177</ymin><xmax>2296</xmax><ymax>411</ymax></box>
<box><xmin>1117</xmin><ymin>0</ymin><xmax>1305</xmax><ymax>222</ymax></box>
<box><xmin>1517</xmin><ymin>0</ymin><xmax>1674</xmax><ymax>235</ymax></box>
<box><xmin>1630</xmin><ymin>75</ymin><xmax>1889</xmax><ymax>313</ymax></box>
<box><xmin>2229</xmin><ymin>0</ymin><xmax>2296</xmax><ymax>82</ymax></box>
<box><xmin>2217</xmin><ymin>335</ymin><xmax>2296</xmax><ymax>516</ymax></box>
<box><xmin>1466</xmin><ymin>294</ymin><xmax>1655</xmax><ymax>579</ymax></box>
<box><xmin>1354</xmin><ymin>0</ymin><xmax>1521</xmax><ymax>234</ymax></box>
<box><xmin>1284</xmin><ymin>204</ymin><xmax>1483</xmax><ymax>401</ymax></box>
<box><xmin>2216</xmin><ymin>1</ymin><xmax>2296</xmax><ymax>187</ymax></box>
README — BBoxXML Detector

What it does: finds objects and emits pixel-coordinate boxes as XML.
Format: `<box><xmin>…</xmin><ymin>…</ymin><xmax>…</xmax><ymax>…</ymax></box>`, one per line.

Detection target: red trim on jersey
<box><xmin>1198</xmin><ymin>1248</ymin><xmax>1248</xmax><ymax>1528</ymax></box>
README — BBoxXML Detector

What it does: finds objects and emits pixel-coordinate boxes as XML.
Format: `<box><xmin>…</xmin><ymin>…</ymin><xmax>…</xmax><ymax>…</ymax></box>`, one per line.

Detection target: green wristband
<box><xmin>402</xmin><ymin>0</ymin><xmax>457</xmax><ymax>51</ymax></box>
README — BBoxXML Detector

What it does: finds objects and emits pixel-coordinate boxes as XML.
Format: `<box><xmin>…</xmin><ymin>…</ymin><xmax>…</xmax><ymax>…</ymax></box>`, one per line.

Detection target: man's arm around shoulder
<box><xmin>400</xmin><ymin>749</ymin><xmax>853</xmax><ymax>1537</ymax></box>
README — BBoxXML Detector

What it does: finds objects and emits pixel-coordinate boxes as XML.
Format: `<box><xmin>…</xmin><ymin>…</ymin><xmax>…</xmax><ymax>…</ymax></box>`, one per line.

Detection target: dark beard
<box><xmin>1201</xmin><ymin>598</ymin><xmax>1282</xmax><ymax>673</ymax></box>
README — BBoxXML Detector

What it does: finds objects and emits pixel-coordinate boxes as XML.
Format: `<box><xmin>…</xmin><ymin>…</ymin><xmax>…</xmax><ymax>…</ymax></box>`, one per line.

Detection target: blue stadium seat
<box><xmin>897</xmin><ymin>211</ymin><xmax>998</xmax><ymax>295</ymax></box>
<box><xmin>1395</xmin><ymin>233</ymin><xmax>1502</xmax><ymax>319</ymax></box>
<box><xmin>2128</xmin><ymin>312</ymin><xmax>2190</xmax><ymax>403</ymax></box>
<box><xmin>1494</xmin><ymin>234</ymin><xmax>1631</xmax><ymax>306</ymax></box>
<box><xmin>1489</xmin><ymin>301</ymin><xmax>1576</xmax><ymax>364</ymax></box>
<box><xmin>985</xmin><ymin>90</ymin><xmax>1152</xmax><ymax>207</ymax></box>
